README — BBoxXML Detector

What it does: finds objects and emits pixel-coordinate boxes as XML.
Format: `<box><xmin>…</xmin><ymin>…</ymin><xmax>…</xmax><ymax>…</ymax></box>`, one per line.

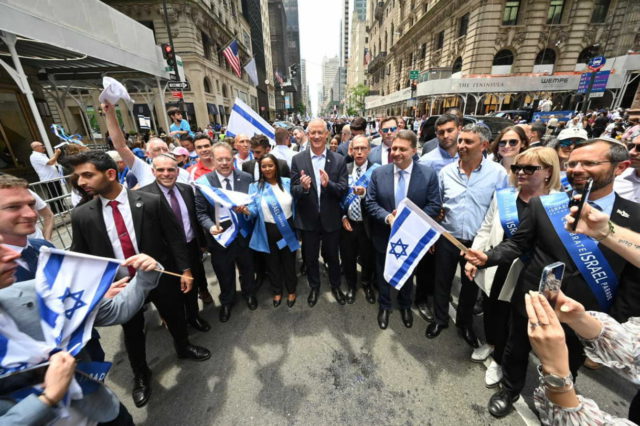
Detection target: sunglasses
<box><xmin>558</xmin><ymin>138</ymin><xmax>582</xmax><ymax>147</ymax></box>
<box><xmin>498</xmin><ymin>139</ymin><xmax>520</xmax><ymax>147</ymax></box>
<box><xmin>627</xmin><ymin>143</ymin><xmax>640</xmax><ymax>151</ymax></box>
<box><xmin>510</xmin><ymin>164</ymin><xmax>543</xmax><ymax>175</ymax></box>
<box><xmin>381</xmin><ymin>127</ymin><xmax>397</xmax><ymax>133</ymax></box>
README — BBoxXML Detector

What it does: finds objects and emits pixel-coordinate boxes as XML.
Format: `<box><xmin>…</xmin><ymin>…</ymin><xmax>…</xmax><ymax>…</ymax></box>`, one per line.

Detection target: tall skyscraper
<box><xmin>282</xmin><ymin>0</ymin><xmax>302</xmax><ymax>111</ymax></box>
<box><xmin>341</xmin><ymin>0</ymin><xmax>349</xmax><ymax>68</ymax></box>
<box><xmin>354</xmin><ymin>0</ymin><xmax>366</xmax><ymax>21</ymax></box>
<box><xmin>322</xmin><ymin>56</ymin><xmax>340</xmax><ymax>110</ymax></box>
<box><xmin>268</xmin><ymin>0</ymin><xmax>288</xmax><ymax>116</ymax></box>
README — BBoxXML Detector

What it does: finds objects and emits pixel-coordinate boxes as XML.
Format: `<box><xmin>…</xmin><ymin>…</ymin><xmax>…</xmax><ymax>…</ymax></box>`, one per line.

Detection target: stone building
<box><xmin>364</xmin><ymin>0</ymin><xmax>640</xmax><ymax>117</ymax></box>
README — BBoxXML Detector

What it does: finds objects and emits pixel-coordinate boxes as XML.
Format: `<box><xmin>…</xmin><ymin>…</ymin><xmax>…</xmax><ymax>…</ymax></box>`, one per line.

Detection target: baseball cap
<box><xmin>171</xmin><ymin>147</ymin><xmax>190</xmax><ymax>156</ymax></box>
<box><xmin>557</xmin><ymin>127</ymin><xmax>588</xmax><ymax>142</ymax></box>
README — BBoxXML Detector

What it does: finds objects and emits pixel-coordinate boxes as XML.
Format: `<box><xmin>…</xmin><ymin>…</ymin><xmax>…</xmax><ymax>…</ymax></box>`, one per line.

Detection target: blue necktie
<box><xmin>395</xmin><ymin>170</ymin><xmax>406</xmax><ymax>208</ymax></box>
<box><xmin>21</xmin><ymin>245</ymin><xmax>39</xmax><ymax>280</ymax></box>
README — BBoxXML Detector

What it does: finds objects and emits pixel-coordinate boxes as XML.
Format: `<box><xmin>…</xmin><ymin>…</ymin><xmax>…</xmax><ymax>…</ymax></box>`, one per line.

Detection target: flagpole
<box><xmin>401</xmin><ymin>199</ymin><xmax>469</xmax><ymax>254</ymax></box>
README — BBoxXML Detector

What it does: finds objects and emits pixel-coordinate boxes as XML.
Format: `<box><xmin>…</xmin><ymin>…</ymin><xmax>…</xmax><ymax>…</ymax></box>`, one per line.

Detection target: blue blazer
<box><xmin>368</xmin><ymin>144</ymin><xmax>385</xmax><ymax>165</ymax></box>
<box><xmin>14</xmin><ymin>238</ymin><xmax>55</xmax><ymax>282</ymax></box>
<box><xmin>365</xmin><ymin>162</ymin><xmax>441</xmax><ymax>253</ymax></box>
<box><xmin>247</xmin><ymin>178</ymin><xmax>296</xmax><ymax>253</ymax></box>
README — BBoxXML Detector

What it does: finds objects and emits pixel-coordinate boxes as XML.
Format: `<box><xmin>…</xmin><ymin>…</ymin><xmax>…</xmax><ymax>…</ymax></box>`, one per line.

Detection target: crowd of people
<box><xmin>1</xmin><ymin>102</ymin><xmax>639</xmax><ymax>425</ymax></box>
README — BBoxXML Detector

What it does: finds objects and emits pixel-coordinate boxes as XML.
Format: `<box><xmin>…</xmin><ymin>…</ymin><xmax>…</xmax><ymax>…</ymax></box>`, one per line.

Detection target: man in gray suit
<box><xmin>0</xmin><ymin>237</ymin><xmax>161</xmax><ymax>425</ymax></box>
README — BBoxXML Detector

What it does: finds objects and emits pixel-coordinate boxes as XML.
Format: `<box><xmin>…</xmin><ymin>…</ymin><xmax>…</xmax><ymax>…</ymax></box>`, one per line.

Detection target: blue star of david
<box><xmin>389</xmin><ymin>239</ymin><xmax>409</xmax><ymax>260</ymax></box>
<box><xmin>58</xmin><ymin>287</ymin><xmax>86</xmax><ymax>319</ymax></box>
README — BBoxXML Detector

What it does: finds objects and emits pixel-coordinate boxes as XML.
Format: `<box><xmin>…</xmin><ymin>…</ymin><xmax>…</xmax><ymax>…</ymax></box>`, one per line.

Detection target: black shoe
<box><xmin>287</xmin><ymin>294</ymin><xmax>297</xmax><ymax>308</ymax></box>
<box><xmin>219</xmin><ymin>305</ymin><xmax>231</xmax><ymax>322</ymax></box>
<box><xmin>488</xmin><ymin>388</ymin><xmax>519</xmax><ymax>418</ymax></box>
<box><xmin>363</xmin><ymin>286</ymin><xmax>376</xmax><ymax>304</ymax></box>
<box><xmin>416</xmin><ymin>302</ymin><xmax>434</xmax><ymax>323</ymax></box>
<box><xmin>307</xmin><ymin>289</ymin><xmax>319</xmax><ymax>307</ymax></box>
<box><xmin>331</xmin><ymin>288</ymin><xmax>346</xmax><ymax>305</ymax></box>
<box><xmin>346</xmin><ymin>288</ymin><xmax>356</xmax><ymax>304</ymax></box>
<box><xmin>425</xmin><ymin>322</ymin><xmax>448</xmax><ymax>339</ymax></box>
<box><xmin>457</xmin><ymin>326</ymin><xmax>479</xmax><ymax>348</ymax></box>
<box><xmin>273</xmin><ymin>295</ymin><xmax>282</xmax><ymax>307</ymax></box>
<box><xmin>246</xmin><ymin>295</ymin><xmax>258</xmax><ymax>311</ymax></box>
<box><xmin>400</xmin><ymin>308</ymin><xmax>413</xmax><ymax>328</ymax></box>
<box><xmin>377</xmin><ymin>308</ymin><xmax>390</xmax><ymax>329</ymax></box>
<box><xmin>176</xmin><ymin>344</ymin><xmax>211</xmax><ymax>361</ymax></box>
<box><xmin>188</xmin><ymin>316</ymin><xmax>211</xmax><ymax>332</ymax></box>
<box><xmin>132</xmin><ymin>369</ymin><xmax>151</xmax><ymax>408</ymax></box>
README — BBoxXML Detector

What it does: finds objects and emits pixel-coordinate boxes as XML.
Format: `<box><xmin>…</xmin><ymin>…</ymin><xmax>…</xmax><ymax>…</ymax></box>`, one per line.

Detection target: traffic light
<box><xmin>162</xmin><ymin>43</ymin><xmax>176</xmax><ymax>67</ymax></box>
<box><xmin>289</xmin><ymin>64</ymin><xmax>298</xmax><ymax>79</ymax></box>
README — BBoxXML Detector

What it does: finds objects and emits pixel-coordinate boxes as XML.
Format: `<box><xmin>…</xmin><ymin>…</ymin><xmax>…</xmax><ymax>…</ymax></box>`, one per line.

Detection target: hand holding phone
<box><xmin>538</xmin><ymin>262</ymin><xmax>565</xmax><ymax>308</ymax></box>
<box><xmin>568</xmin><ymin>179</ymin><xmax>593</xmax><ymax>231</ymax></box>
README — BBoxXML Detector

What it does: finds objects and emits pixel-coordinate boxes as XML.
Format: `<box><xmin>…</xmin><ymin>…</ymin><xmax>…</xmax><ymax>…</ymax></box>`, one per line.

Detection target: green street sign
<box><xmin>409</xmin><ymin>70</ymin><xmax>419</xmax><ymax>80</ymax></box>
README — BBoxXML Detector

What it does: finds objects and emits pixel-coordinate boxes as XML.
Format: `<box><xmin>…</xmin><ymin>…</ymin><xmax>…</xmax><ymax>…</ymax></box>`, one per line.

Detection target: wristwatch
<box><xmin>537</xmin><ymin>364</ymin><xmax>573</xmax><ymax>390</ymax></box>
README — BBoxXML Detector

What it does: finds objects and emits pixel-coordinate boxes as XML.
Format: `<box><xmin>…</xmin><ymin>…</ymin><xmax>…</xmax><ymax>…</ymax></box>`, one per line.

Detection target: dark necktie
<box><xmin>387</xmin><ymin>146</ymin><xmax>392</xmax><ymax>164</ymax></box>
<box><xmin>107</xmin><ymin>200</ymin><xmax>136</xmax><ymax>276</ymax></box>
<box><xmin>168</xmin><ymin>188</ymin><xmax>187</xmax><ymax>241</ymax></box>
<box><xmin>224</xmin><ymin>177</ymin><xmax>232</xmax><ymax>191</ymax></box>
<box><xmin>21</xmin><ymin>245</ymin><xmax>39</xmax><ymax>279</ymax></box>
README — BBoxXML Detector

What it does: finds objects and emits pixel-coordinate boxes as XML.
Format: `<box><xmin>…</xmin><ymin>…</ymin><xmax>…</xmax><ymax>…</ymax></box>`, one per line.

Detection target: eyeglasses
<box><xmin>627</xmin><ymin>143</ymin><xmax>640</xmax><ymax>151</ymax></box>
<box><xmin>510</xmin><ymin>164</ymin><xmax>543</xmax><ymax>175</ymax></box>
<box><xmin>352</xmin><ymin>146</ymin><xmax>368</xmax><ymax>151</ymax></box>
<box><xmin>564</xmin><ymin>160</ymin><xmax>612</xmax><ymax>169</ymax></box>
<box><xmin>381</xmin><ymin>127</ymin><xmax>397</xmax><ymax>134</ymax></box>
<box><xmin>498</xmin><ymin>139</ymin><xmax>520</xmax><ymax>148</ymax></box>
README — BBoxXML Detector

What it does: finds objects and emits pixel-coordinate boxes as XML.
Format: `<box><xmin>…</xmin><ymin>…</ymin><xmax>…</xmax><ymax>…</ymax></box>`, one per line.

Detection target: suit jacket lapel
<box><xmin>383</xmin><ymin>165</ymin><xmax>395</xmax><ymax>209</ymax></box>
<box><xmin>406</xmin><ymin>162</ymin><xmax>422</xmax><ymax>199</ymax></box>
<box><xmin>208</xmin><ymin>171</ymin><xmax>221</xmax><ymax>188</ymax></box>
<box><xmin>127</xmin><ymin>190</ymin><xmax>144</xmax><ymax>238</ymax></box>
<box><xmin>88</xmin><ymin>198</ymin><xmax>113</xmax><ymax>256</ymax></box>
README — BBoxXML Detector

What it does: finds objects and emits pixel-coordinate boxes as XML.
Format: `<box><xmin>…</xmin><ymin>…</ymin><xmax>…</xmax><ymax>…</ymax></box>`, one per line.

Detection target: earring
<box><xmin>545</xmin><ymin>177</ymin><xmax>550</xmax><ymax>182</ymax></box>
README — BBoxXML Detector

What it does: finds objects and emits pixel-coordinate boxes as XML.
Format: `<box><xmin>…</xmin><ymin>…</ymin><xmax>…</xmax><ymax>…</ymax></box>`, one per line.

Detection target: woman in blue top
<box><xmin>248</xmin><ymin>154</ymin><xmax>299</xmax><ymax>307</ymax></box>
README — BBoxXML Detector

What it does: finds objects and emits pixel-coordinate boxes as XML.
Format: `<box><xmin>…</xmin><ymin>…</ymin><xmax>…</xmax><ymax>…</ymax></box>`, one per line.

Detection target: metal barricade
<box><xmin>28</xmin><ymin>175</ymin><xmax>75</xmax><ymax>249</ymax></box>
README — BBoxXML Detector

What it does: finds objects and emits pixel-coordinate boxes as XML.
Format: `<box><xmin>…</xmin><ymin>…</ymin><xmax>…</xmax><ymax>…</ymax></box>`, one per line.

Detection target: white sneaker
<box><xmin>485</xmin><ymin>360</ymin><xmax>503</xmax><ymax>388</ymax></box>
<box><xmin>471</xmin><ymin>343</ymin><xmax>493</xmax><ymax>362</ymax></box>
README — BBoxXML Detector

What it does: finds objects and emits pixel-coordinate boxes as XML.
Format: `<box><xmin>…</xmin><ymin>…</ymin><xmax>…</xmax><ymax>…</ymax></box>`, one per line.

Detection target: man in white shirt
<box><xmin>272</xmin><ymin>128</ymin><xmax>295</xmax><ymax>168</ymax></box>
<box><xmin>101</xmin><ymin>101</ymin><xmax>189</xmax><ymax>187</ymax></box>
<box><xmin>29</xmin><ymin>141</ymin><xmax>65</xmax><ymax>213</ymax></box>
<box><xmin>615</xmin><ymin>135</ymin><xmax>640</xmax><ymax>203</ymax></box>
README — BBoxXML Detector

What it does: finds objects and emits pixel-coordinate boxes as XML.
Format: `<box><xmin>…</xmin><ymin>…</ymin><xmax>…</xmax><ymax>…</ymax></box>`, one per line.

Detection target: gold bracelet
<box><xmin>594</xmin><ymin>220</ymin><xmax>615</xmax><ymax>242</ymax></box>
<box><xmin>40</xmin><ymin>392</ymin><xmax>56</xmax><ymax>406</ymax></box>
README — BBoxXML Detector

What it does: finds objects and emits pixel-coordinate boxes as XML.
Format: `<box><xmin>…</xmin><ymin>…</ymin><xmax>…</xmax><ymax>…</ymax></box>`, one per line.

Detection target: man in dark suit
<box><xmin>291</xmin><ymin>118</ymin><xmax>349</xmax><ymax>306</ymax></box>
<box><xmin>0</xmin><ymin>174</ymin><xmax>54</xmax><ymax>282</ymax></box>
<box><xmin>368</xmin><ymin>117</ymin><xmax>397</xmax><ymax>166</ymax></box>
<box><xmin>141</xmin><ymin>154</ymin><xmax>211</xmax><ymax>332</ymax></box>
<box><xmin>465</xmin><ymin>138</ymin><xmax>640</xmax><ymax>418</ymax></box>
<box><xmin>340</xmin><ymin>135</ymin><xmax>376</xmax><ymax>304</ymax></box>
<box><xmin>195</xmin><ymin>141</ymin><xmax>257</xmax><ymax>322</ymax></box>
<box><xmin>68</xmin><ymin>151</ymin><xmax>210</xmax><ymax>408</ymax></box>
<box><xmin>242</xmin><ymin>134</ymin><xmax>290</xmax><ymax>180</ymax></box>
<box><xmin>365</xmin><ymin>129</ymin><xmax>441</xmax><ymax>329</ymax></box>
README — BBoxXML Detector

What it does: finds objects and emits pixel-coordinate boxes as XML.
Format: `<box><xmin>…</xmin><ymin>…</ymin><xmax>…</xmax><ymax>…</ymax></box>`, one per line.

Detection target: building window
<box><xmin>547</xmin><ymin>0</ymin><xmax>564</xmax><ymax>24</ymax></box>
<box><xmin>222</xmin><ymin>84</ymin><xmax>229</xmax><ymax>98</ymax></box>
<box><xmin>502</xmin><ymin>0</ymin><xmax>520</xmax><ymax>26</ymax></box>
<box><xmin>436</xmin><ymin>30</ymin><xmax>444</xmax><ymax>50</ymax></box>
<box><xmin>421</xmin><ymin>43</ymin><xmax>427</xmax><ymax>59</ymax></box>
<box><xmin>535</xmin><ymin>48</ymin><xmax>556</xmax><ymax>65</ymax></box>
<box><xmin>201</xmin><ymin>32</ymin><xmax>212</xmax><ymax>60</ymax></box>
<box><xmin>452</xmin><ymin>57</ymin><xmax>463</xmax><ymax>73</ymax></box>
<box><xmin>591</xmin><ymin>0</ymin><xmax>610</xmax><ymax>23</ymax></box>
<box><xmin>578</xmin><ymin>45</ymin><xmax>599</xmax><ymax>64</ymax></box>
<box><xmin>458</xmin><ymin>13</ymin><xmax>469</xmax><ymax>37</ymax></box>
<box><xmin>493</xmin><ymin>49</ymin><xmax>514</xmax><ymax>65</ymax></box>
<box><xmin>203</xmin><ymin>77</ymin><xmax>212</xmax><ymax>93</ymax></box>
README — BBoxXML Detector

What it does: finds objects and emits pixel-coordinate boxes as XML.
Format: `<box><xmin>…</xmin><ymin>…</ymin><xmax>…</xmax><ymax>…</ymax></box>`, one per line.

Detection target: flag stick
<box><xmin>155</xmin><ymin>269</ymin><xmax>193</xmax><ymax>280</ymax></box>
<box><xmin>441</xmin><ymin>232</ymin><xmax>469</xmax><ymax>254</ymax></box>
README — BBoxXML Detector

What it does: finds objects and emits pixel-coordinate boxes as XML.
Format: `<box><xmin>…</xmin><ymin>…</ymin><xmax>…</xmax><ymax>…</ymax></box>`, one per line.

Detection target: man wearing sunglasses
<box><xmin>614</xmin><ymin>132</ymin><xmax>640</xmax><ymax>203</ymax></box>
<box><xmin>368</xmin><ymin>117</ymin><xmax>399</xmax><ymax>166</ymax></box>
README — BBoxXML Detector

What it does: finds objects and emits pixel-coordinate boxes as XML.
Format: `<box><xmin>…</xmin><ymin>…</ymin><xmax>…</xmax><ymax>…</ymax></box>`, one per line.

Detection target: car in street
<box><xmin>488</xmin><ymin>109</ymin><xmax>534</xmax><ymax>122</ymax></box>
<box><xmin>419</xmin><ymin>115</ymin><xmax>514</xmax><ymax>143</ymax></box>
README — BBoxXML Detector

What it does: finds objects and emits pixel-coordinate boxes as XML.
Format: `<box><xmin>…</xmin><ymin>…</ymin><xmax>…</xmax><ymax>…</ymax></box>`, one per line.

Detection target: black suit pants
<box><xmin>501</xmin><ymin>310</ymin><xmax>585</xmax><ymax>394</ymax></box>
<box><xmin>184</xmin><ymin>239</ymin><xmax>208</xmax><ymax>320</ymax></box>
<box><xmin>414</xmin><ymin>251</ymin><xmax>435</xmax><ymax>305</ymax></box>
<box><xmin>301</xmin><ymin>229</ymin><xmax>341</xmax><ymax>290</ymax></box>
<box><xmin>265</xmin><ymin>221</ymin><xmax>297</xmax><ymax>295</ymax></box>
<box><xmin>209</xmin><ymin>235</ymin><xmax>255</xmax><ymax>306</ymax></box>
<box><xmin>340</xmin><ymin>219</ymin><xmax>374</xmax><ymax>289</ymax></box>
<box><xmin>122</xmin><ymin>275</ymin><xmax>189</xmax><ymax>376</ymax></box>
<box><xmin>376</xmin><ymin>250</ymin><xmax>413</xmax><ymax>310</ymax></box>
<box><xmin>433</xmin><ymin>238</ymin><xmax>478</xmax><ymax>327</ymax></box>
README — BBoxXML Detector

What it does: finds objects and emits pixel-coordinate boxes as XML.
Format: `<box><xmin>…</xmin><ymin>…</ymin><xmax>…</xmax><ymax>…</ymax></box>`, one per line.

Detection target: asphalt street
<box><xmin>99</xmin><ymin>262</ymin><xmax>636</xmax><ymax>425</ymax></box>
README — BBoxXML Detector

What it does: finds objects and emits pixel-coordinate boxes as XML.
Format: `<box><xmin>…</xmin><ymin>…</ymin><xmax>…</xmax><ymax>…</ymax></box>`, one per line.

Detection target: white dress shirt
<box><xmin>272</xmin><ymin>145</ymin><xmax>294</xmax><ymax>168</ymax></box>
<box><xmin>614</xmin><ymin>168</ymin><xmax>640</xmax><ymax>203</ymax></box>
<box><xmin>100</xmin><ymin>187</ymin><xmax>139</xmax><ymax>264</ymax></box>
<box><xmin>381</xmin><ymin>144</ymin><xmax>392</xmax><ymax>165</ymax></box>
<box><xmin>350</xmin><ymin>161</ymin><xmax>369</xmax><ymax>198</ymax></box>
<box><xmin>393</xmin><ymin>161</ymin><xmax>413</xmax><ymax>202</ymax></box>
<box><xmin>29</xmin><ymin>151</ymin><xmax>62</xmax><ymax>181</ymax></box>
<box><xmin>5</xmin><ymin>243</ymin><xmax>28</xmax><ymax>270</ymax></box>
<box><xmin>261</xmin><ymin>183</ymin><xmax>293</xmax><ymax>223</ymax></box>
<box><xmin>310</xmin><ymin>149</ymin><xmax>327</xmax><ymax>203</ymax></box>
<box><xmin>159</xmin><ymin>184</ymin><xmax>194</xmax><ymax>242</ymax></box>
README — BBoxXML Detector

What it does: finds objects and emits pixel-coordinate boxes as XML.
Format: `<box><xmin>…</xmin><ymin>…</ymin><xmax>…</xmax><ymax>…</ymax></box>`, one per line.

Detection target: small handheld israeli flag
<box><xmin>0</xmin><ymin>311</ymin><xmax>52</xmax><ymax>376</ymax></box>
<box><xmin>384</xmin><ymin>199</ymin><xmax>444</xmax><ymax>290</ymax></box>
<box><xmin>35</xmin><ymin>247</ymin><xmax>120</xmax><ymax>356</ymax></box>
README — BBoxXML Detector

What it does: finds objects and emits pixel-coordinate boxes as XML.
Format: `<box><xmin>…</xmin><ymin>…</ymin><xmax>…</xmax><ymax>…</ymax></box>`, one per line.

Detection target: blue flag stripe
<box><xmin>37</xmin><ymin>294</ymin><xmax>58</xmax><ymax>328</ymax></box>
<box><xmin>43</xmin><ymin>253</ymin><xmax>64</xmax><ymax>290</ymax></box>
<box><xmin>389</xmin><ymin>207</ymin><xmax>412</xmax><ymax>239</ymax></box>
<box><xmin>0</xmin><ymin>334</ymin><xmax>8</xmax><ymax>365</ymax></box>
<box><xmin>229</xmin><ymin>104</ymin><xmax>275</xmax><ymax>140</ymax></box>
<box><xmin>389</xmin><ymin>228</ymin><xmax>438</xmax><ymax>288</ymax></box>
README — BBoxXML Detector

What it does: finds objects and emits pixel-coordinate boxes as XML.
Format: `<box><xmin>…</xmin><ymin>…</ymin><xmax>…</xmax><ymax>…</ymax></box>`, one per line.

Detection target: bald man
<box><xmin>291</xmin><ymin>118</ymin><xmax>349</xmax><ymax>306</ymax></box>
<box><xmin>29</xmin><ymin>141</ymin><xmax>65</xmax><ymax>213</ymax></box>
<box><xmin>233</xmin><ymin>133</ymin><xmax>253</xmax><ymax>169</ymax></box>
<box><xmin>102</xmin><ymin>101</ymin><xmax>189</xmax><ymax>186</ymax></box>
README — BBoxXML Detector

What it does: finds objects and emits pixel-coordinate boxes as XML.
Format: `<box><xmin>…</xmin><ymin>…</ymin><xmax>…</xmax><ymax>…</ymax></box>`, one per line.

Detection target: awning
<box><xmin>207</xmin><ymin>103</ymin><xmax>219</xmax><ymax>115</ymax></box>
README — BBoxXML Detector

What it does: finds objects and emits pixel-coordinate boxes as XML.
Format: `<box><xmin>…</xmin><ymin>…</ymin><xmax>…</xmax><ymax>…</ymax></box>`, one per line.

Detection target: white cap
<box><xmin>557</xmin><ymin>127</ymin><xmax>588</xmax><ymax>141</ymax></box>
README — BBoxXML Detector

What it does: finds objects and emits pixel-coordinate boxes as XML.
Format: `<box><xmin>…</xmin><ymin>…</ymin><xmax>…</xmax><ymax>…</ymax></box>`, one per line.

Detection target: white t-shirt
<box><xmin>614</xmin><ymin>168</ymin><xmax>640</xmax><ymax>203</ymax></box>
<box><xmin>260</xmin><ymin>183</ymin><xmax>293</xmax><ymax>223</ymax></box>
<box><xmin>28</xmin><ymin>190</ymin><xmax>48</xmax><ymax>240</ymax></box>
<box><xmin>29</xmin><ymin>151</ymin><xmax>62</xmax><ymax>181</ymax></box>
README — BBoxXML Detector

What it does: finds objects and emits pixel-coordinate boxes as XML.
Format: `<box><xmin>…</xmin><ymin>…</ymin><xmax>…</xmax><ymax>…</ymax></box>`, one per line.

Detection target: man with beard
<box><xmin>465</xmin><ymin>138</ymin><xmax>640</xmax><ymax>419</ymax></box>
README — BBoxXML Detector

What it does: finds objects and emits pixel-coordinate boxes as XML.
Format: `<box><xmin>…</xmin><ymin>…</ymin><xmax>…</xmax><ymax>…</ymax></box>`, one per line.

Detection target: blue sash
<box><xmin>75</xmin><ymin>361</ymin><xmax>112</xmax><ymax>394</ymax></box>
<box><xmin>496</xmin><ymin>189</ymin><xmax>520</xmax><ymax>238</ymax></box>
<box><xmin>540</xmin><ymin>192</ymin><xmax>618</xmax><ymax>310</ymax></box>
<box><xmin>118</xmin><ymin>167</ymin><xmax>129</xmax><ymax>185</ymax></box>
<box><xmin>341</xmin><ymin>163</ymin><xmax>379</xmax><ymax>209</ymax></box>
<box><xmin>263</xmin><ymin>185</ymin><xmax>300</xmax><ymax>252</ymax></box>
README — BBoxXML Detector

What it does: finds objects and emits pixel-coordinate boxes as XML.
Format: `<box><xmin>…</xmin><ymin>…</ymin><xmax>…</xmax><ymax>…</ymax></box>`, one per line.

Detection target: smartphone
<box><xmin>568</xmin><ymin>178</ymin><xmax>593</xmax><ymax>231</ymax></box>
<box><xmin>0</xmin><ymin>362</ymin><xmax>49</xmax><ymax>396</ymax></box>
<box><xmin>538</xmin><ymin>262</ymin><xmax>565</xmax><ymax>307</ymax></box>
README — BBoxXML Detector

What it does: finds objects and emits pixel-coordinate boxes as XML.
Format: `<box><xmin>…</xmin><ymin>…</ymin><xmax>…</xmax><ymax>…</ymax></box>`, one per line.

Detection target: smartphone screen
<box><xmin>568</xmin><ymin>178</ymin><xmax>593</xmax><ymax>231</ymax></box>
<box><xmin>538</xmin><ymin>262</ymin><xmax>565</xmax><ymax>307</ymax></box>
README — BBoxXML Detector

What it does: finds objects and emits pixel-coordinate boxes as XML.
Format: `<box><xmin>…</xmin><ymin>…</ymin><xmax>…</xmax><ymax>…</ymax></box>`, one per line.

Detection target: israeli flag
<box><xmin>0</xmin><ymin>311</ymin><xmax>52</xmax><ymax>375</ymax></box>
<box><xmin>35</xmin><ymin>247</ymin><xmax>120</xmax><ymax>356</ymax></box>
<box><xmin>384</xmin><ymin>199</ymin><xmax>444</xmax><ymax>289</ymax></box>
<box><xmin>194</xmin><ymin>180</ymin><xmax>254</xmax><ymax>247</ymax></box>
<box><xmin>227</xmin><ymin>98</ymin><xmax>276</xmax><ymax>146</ymax></box>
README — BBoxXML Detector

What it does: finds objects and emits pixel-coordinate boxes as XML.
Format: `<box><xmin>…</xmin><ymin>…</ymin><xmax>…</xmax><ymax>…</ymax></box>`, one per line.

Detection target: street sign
<box><xmin>409</xmin><ymin>70</ymin><xmax>419</xmax><ymax>80</ymax></box>
<box><xmin>589</xmin><ymin>91</ymin><xmax>604</xmax><ymax>99</ymax></box>
<box><xmin>167</xmin><ymin>80</ymin><xmax>190</xmax><ymax>90</ymax></box>
<box><xmin>577</xmin><ymin>70</ymin><xmax>610</xmax><ymax>94</ymax></box>
<box><xmin>587</xmin><ymin>56</ymin><xmax>606</xmax><ymax>71</ymax></box>
<box><xmin>171</xmin><ymin>91</ymin><xmax>183</xmax><ymax>99</ymax></box>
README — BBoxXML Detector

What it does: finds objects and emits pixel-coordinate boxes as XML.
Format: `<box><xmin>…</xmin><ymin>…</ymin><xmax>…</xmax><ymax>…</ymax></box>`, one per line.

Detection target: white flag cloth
<box><xmin>384</xmin><ymin>199</ymin><xmax>443</xmax><ymax>289</ymax></box>
<box><xmin>194</xmin><ymin>180</ymin><xmax>255</xmax><ymax>248</ymax></box>
<box><xmin>244</xmin><ymin>58</ymin><xmax>259</xmax><ymax>86</ymax></box>
<box><xmin>98</xmin><ymin>77</ymin><xmax>133</xmax><ymax>105</ymax></box>
<box><xmin>227</xmin><ymin>98</ymin><xmax>276</xmax><ymax>146</ymax></box>
<box><xmin>35</xmin><ymin>247</ymin><xmax>120</xmax><ymax>356</ymax></box>
<box><xmin>0</xmin><ymin>311</ymin><xmax>52</xmax><ymax>375</ymax></box>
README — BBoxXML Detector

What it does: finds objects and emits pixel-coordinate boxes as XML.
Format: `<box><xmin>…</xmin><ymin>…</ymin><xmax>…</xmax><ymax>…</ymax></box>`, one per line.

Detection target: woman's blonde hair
<box><xmin>509</xmin><ymin>147</ymin><xmax>561</xmax><ymax>191</ymax></box>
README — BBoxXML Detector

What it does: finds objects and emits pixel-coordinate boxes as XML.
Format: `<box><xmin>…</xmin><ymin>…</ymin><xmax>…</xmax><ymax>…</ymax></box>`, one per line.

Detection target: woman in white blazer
<box><xmin>464</xmin><ymin>147</ymin><xmax>562</xmax><ymax>387</ymax></box>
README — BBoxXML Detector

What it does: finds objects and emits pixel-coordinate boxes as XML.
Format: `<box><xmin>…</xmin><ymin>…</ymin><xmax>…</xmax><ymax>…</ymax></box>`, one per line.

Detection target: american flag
<box><xmin>364</xmin><ymin>48</ymin><xmax>372</xmax><ymax>66</ymax></box>
<box><xmin>223</xmin><ymin>40</ymin><xmax>242</xmax><ymax>78</ymax></box>
<box><xmin>275</xmin><ymin>71</ymin><xmax>284</xmax><ymax>85</ymax></box>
